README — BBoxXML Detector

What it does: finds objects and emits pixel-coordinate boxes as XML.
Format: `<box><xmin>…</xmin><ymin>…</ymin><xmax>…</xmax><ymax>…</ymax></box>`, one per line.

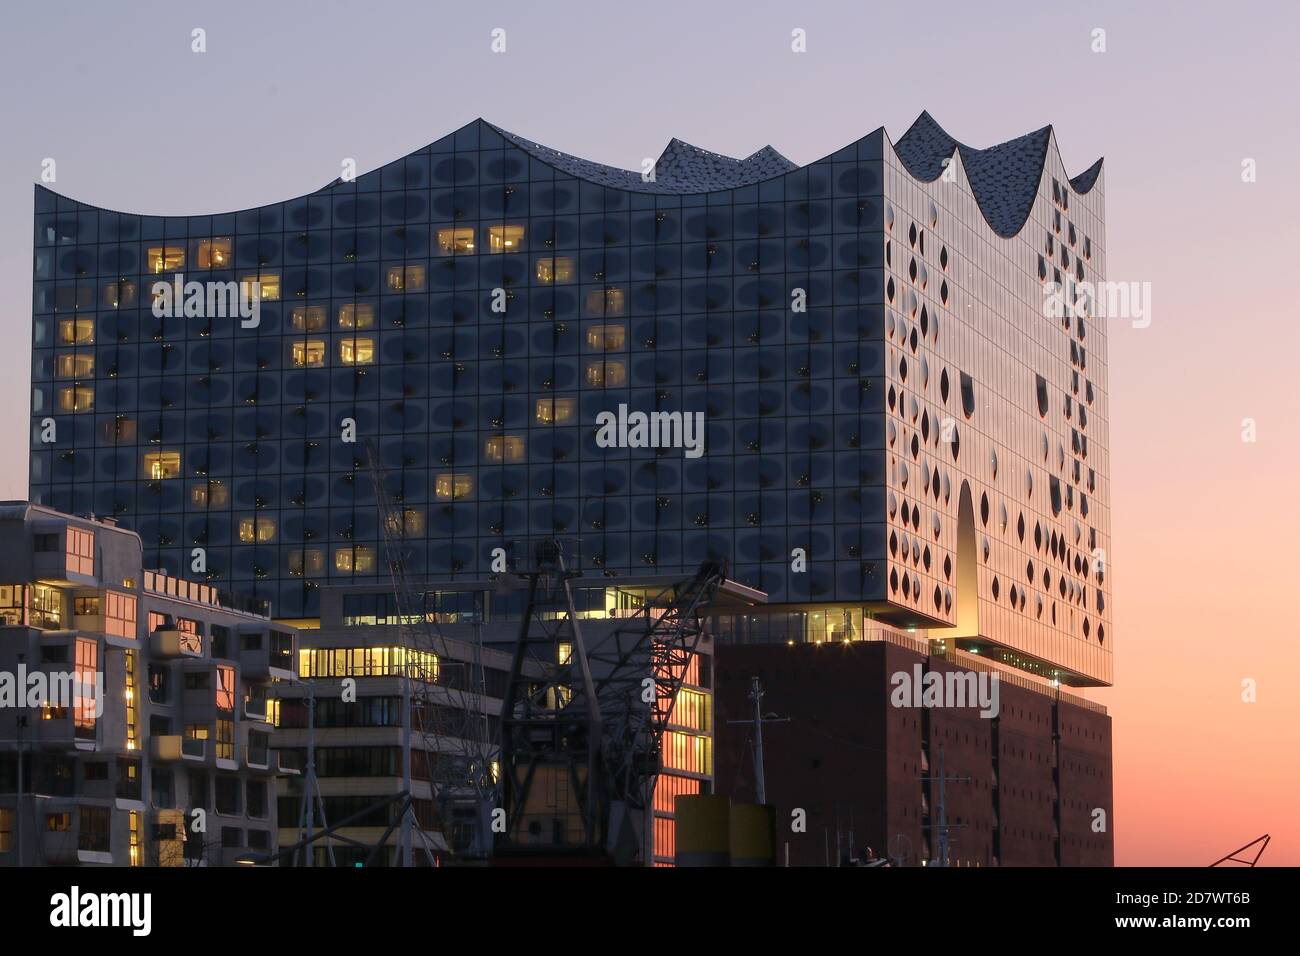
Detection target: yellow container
<box><xmin>729</xmin><ymin>803</ymin><xmax>777</xmax><ymax>867</ymax></box>
<box><xmin>674</xmin><ymin>794</ymin><xmax>731</xmax><ymax>866</ymax></box>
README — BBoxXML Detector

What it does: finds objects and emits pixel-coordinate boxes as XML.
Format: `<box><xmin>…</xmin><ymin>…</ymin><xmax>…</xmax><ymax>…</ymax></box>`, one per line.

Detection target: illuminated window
<box><xmin>129</xmin><ymin>810</ymin><xmax>141</xmax><ymax>866</ymax></box>
<box><xmin>216</xmin><ymin>666</ymin><xmax>236</xmax><ymax>711</ymax></box>
<box><xmin>291</xmin><ymin>306</ymin><xmax>326</xmax><ymax>331</ymax></box>
<box><xmin>57</xmin><ymin>386</ymin><xmax>94</xmax><ymax>412</ymax></box>
<box><xmin>144</xmin><ymin>452</ymin><xmax>181</xmax><ymax>480</ymax></box>
<box><xmin>74</xmin><ymin>638</ymin><xmax>98</xmax><ymax>739</ymax></box>
<box><xmin>55</xmin><ymin>353</ymin><xmax>94</xmax><ymax>378</ymax></box>
<box><xmin>190</xmin><ymin>479</ymin><xmax>228</xmax><ymax>508</ymax></box>
<box><xmin>102</xmin><ymin>279</ymin><xmax>137</xmax><ymax>309</ymax></box>
<box><xmin>124</xmin><ymin>649</ymin><xmax>138</xmax><ymax>753</ymax></box>
<box><xmin>238</xmin><ymin>516</ymin><xmax>276</xmax><ymax>543</ymax></box>
<box><xmin>535</xmin><ymin>398</ymin><xmax>576</xmax><ymax>424</ymax></box>
<box><xmin>196</xmin><ymin>238</ymin><xmax>232</xmax><ymax>269</ymax></box>
<box><xmin>66</xmin><ymin>528</ymin><xmax>94</xmax><ymax>575</ymax></box>
<box><xmin>384</xmin><ymin>508</ymin><xmax>425</xmax><ymax>535</ymax></box>
<box><xmin>58</xmin><ymin>318</ymin><xmax>95</xmax><ymax>344</ymax></box>
<box><xmin>585</xmin><ymin>286</ymin><xmax>625</xmax><ymax>316</ymax></box>
<box><xmin>287</xmin><ymin>549</ymin><xmax>324</xmax><ymax>577</ymax></box>
<box><xmin>299</xmin><ymin>646</ymin><xmax>437</xmax><ymax>681</ymax></box>
<box><xmin>586</xmin><ymin>360</ymin><xmax>627</xmax><ymax>387</ymax></box>
<box><xmin>334</xmin><ymin>546</ymin><xmax>375</xmax><ymax>574</ymax></box>
<box><xmin>30</xmin><ymin>584</ymin><xmax>62</xmax><ymax>630</ymax></box>
<box><xmin>240</xmin><ymin>274</ymin><xmax>281</xmax><ymax>301</ymax></box>
<box><xmin>386</xmin><ymin>265</ymin><xmax>426</xmax><ymax>291</ymax></box>
<box><xmin>215</xmin><ymin>719</ymin><xmax>234</xmax><ymax>760</ymax></box>
<box><xmin>0</xmin><ymin>586</ymin><xmax>22</xmax><ymax>626</ymax></box>
<box><xmin>487</xmin><ymin>224</ymin><xmax>525</xmax><ymax>253</ymax></box>
<box><xmin>484</xmin><ymin>434</ymin><xmax>525</xmax><ymax>462</ymax></box>
<box><xmin>337</xmin><ymin>303</ymin><xmax>375</xmax><ymax>329</ymax></box>
<box><xmin>535</xmin><ymin>256</ymin><xmax>575</xmax><ymax>284</ymax></box>
<box><xmin>147</xmin><ymin>246</ymin><xmax>185</xmax><ymax>273</ymax></box>
<box><xmin>434</xmin><ymin>473</ymin><xmax>472</xmax><ymax>500</ymax></box>
<box><xmin>291</xmin><ymin>339</ymin><xmax>326</xmax><ymax>367</ymax></box>
<box><xmin>339</xmin><ymin>337</ymin><xmax>375</xmax><ymax>365</ymax></box>
<box><xmin>437</xmin><ymin>228</ymin><xmax>476</xmax><ymax>255</ymax></box>
<box><xmin>105</xmin><ymin>591</ymin><xmax>137</xmax><ymax>639</ymax></box>
<box><xmin>586</xmin><ymin>324</ymin><xmax>625</xmax><ymax>350</ymax></box>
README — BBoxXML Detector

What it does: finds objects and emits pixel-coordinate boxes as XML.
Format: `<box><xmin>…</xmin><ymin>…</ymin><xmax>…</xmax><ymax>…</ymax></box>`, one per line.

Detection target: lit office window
<box><xmin>334</xmin><ymin>546</ymin><xmax>376</xmax><ymax>574</ymax></box>
<box><xmin>484</xmin><ymin>434</ymin><xmax>525</xmax><ymax>462</ymax></box>
<box><xmin>386</xmin><ymin>265</ymin><xmax>426</xmax><ymax>291</ymax></box>
<box><xmin>339</xmin><ymin>337</ymin><xmax>375</xmax><ymax>365</ymax></box>
<box><xmin>585</xmin><ymin>286</ymin><xmax>625</xmax><ymax>316</ymax></box>
<box><xmin>434</xmin><ymin>473</ymin><xmax>472</xmax><ymax>500</ymax></box>
<box><xmin>143</xmin><ymin>452</ymin><xmax>181</xmax><ymax>480</ymax></box>
<box><xmin>147</xmin><ymin>246</ymin><xmax>185</xmax><ymax>273</ymax></box>
<box><xmin>586</xmin><ymin>324</ymin><xmax>625</xmax><ymax>350</ymax></box>
<box><xmin>291</xmin><ymin>339</ymin><xmax>326</xmax><ymax>367</ymax></box>
<box><xmin>437</xmin><ymin>228</ymin><xmax>476</xmax><ymax>255</ymax></box>
<box><xmin>383</xmin><ymin>508</ymin><xmax>425</xmax><ymax>535</ymax></box>
<box><xmin>190</xmin><ymin>479</ymin><xmax>228</xmax><ymax>508</ymax></box>
<box><xmin>488</xmin><ymin>224</ymin><xmax>525</xmax><ymax>253</ymax></box>
<box><xmin>338</xmin><ymin>303</ymin><xmax>375</xmax><ymax>329</ymax></box>
<box><xmin>57</xmin><ymin>386</ymin><xmax>94</xmax><ymax>412</ymax></box>
<box><xmin>291</xmin><ymin>306</ymin><xmax>327</xmax><ymax>331</ymax></box>
<box><xmin>57</xmin><ymin>318</ymin><xmax>94</xmax><ymax>344</ymax></box>
<box><xmin>586</xmin><ymin>360</ymin><xmax>627</xmax><ymax>387</ymax></box>
<box><xmin>196</xmin><ymin>238</ymin><xmax>232</xmax><ymax>269</ymax></box>
<box><xmin>535</xmin><ymin>256</ymin><xmax>575</xmax><ymax>284</ymax></box>
<box><xmin>535</xmin><ymin>398</ymin><xmax>576</xmax><ymax>424</ymax></box>
<box><xmin>240</xmin><ymin>274</ymin><xmax>281</xmax><ymax>300</ymax></box>
<box><xmin>238</xmin><ymin>516</ymin><xmax>276</xmax><ymax>543</ymax></box>
<box><xmin>55</xmin><ymin>353</ymin><xmax>94</xmax><ymax>378</ymax></box>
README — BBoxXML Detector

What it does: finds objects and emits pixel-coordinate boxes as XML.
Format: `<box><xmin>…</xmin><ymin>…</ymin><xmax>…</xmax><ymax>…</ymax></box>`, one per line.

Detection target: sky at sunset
<box><xmin>1</xmin><ymin>0</ymin><xmax>1296</xmax><ymax>865</ymax></box>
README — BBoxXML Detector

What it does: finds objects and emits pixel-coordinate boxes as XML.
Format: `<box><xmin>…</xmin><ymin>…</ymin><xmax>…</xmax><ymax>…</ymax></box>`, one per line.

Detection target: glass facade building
<box><xmin>29</xmin><ymin>112</ymin><xmax>1111</xmax><ymax>686</ymax></box>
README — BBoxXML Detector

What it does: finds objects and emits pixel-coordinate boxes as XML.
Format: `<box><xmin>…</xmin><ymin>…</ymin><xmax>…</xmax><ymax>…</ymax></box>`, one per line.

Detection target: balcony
<box><xmin>152</xmin><ymin>735</ymin><xmax>207</xmax><ymax>762</ymax></box>
<box><xmin>152</xmin><ymin>629</ymin><xmax>202</xmax><ymax>658</ymax></box>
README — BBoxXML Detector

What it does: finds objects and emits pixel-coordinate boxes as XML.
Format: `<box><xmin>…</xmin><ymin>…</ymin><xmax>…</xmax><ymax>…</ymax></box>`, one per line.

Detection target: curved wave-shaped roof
<box><xmin>892</xmin><ymin>111</ymin><xmax>1102</xmax><ymax>238</ymax></box>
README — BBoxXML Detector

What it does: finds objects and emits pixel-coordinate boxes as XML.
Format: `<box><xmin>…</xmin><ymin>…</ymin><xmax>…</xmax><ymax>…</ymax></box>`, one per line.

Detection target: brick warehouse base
<box><xmin>713</xmin><ymin>640</ymin><xmax>1112</xmax><ymax>867</ymax></box>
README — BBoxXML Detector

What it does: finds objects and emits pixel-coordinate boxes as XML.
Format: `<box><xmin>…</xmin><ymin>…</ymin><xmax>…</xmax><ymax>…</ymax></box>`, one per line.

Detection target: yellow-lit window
<box><xmin>384</xmin><ymin>508</ymin><xmax>425</xmax><ymax>535</ymax></box>
<box><xmin>238</xmin><ymin>516</ymin><xmax>276</xmax><ymax>543</ymax></box>
<box><xmin>66</xmin><ymin>528</ymin><xmax>94</xmax><ymax>575</ymax></box>
<box><xmin>57</xmin><ymin>386</ymin><xmax>94</xmax><ymax>412</ymax></box>
<box><xmin>337</xmin><ymin>303</ymin><xmax>375</xmax><ymax>329</ymax></box>
<box><xmin>488</xmin><ymin>225</ymin><xmax>525</xmax><ymax>253</ymax></box>
<box><xmin>106</xmin><ymin>591</ymin><xmax>137</xmax><ymax>639</ymax></box>
<box><xmin>215</xmin><ymin>719</ymin><xmax>234</xmax><ymax>760</ymax></box>
<box><xmin>55</xmin><ymin>353</ymin><xmax>94</xmax><ymax>378</ymax></box>
<box><xmin>102</xmin><ymin>279</ymin><xmax>138</xmax><ymax>309</ymax></box>
<box><xmin>585</xmin><ymin>286</ymin><xmax>625</xmax><ymax>316</ymax></box>
<box><xmin>437</xmin><ymin>228</ymin><xmax>476</xmax><ymax>255</ymax></box>
<box><xmin>484</xmin><ymin>435</ymin><xmax>525</xmax><ymax>462</ymax></box>
<box><xmin>196</xmin><ymin>238</ymin><xmax>232</xmax><ymax>269</ymax></box>
<box><xmin>434</xmin><ymin>473</ymin><xmax>472</xmax><ymax>500</ymax></box>
<box><xmin>287</xmin><ymin>549</ymin><xmax>324</xmax><ymax>577</ymax></box>
<box><xmin>240</xmin><ymin>274</ymin><xmax>281</xmax><ymax>300</ymax></box>
<box><xmin>190</xmin><ymin>479</ymin><xmax>228</xmax><ymax>508</ymax></box>
<box><xmin>147</xmin><ymin>246</ymin><xmax>185</xmax><ymax>273</ymax></box>
<box><xmin>535</xmin><ymin>398</ymin><xmax>576</xmax><ymax>424</ymax></box>
<box><xmin>128</xmin><ymin>810</ymin><xmax>141</xmax><ymax>866</ymax></box>
<box><xmin>586</xmin><ymin>360</ymin><xmax>627</xmax><ymax>387</ymax></box>
<box><xmin>58</xmin><ymin>318</ymin><xmax>95</xmax><ymax>345</ymax></box>
<box><xmin>291</xmin><ymin>306</ymin><xmax>326</xmax><ymax>331</ymax></box>
<box><xmin>144</xmin><ymin>452</ymin><xmax>181</xmax><ymax>480</ymax></box>
<box><xmin>291</xmin><ymin>339</ymin><xmax>326</xmax><ymax>367</ymax></box>
<box><xmin>535</xmin><ymin>256</ymin><xmax>575</xmax><ymax>284</ymax></box>
<box><xmin>586</xmin><ymin>324</ymin><xmax>625</xmax><ymax>350</ymax></box>
<box><xmin>334</xmin><ymin>546</ymin><xmax>375</xmax><ymax>574</ymax></box>
<box><xmin>386</xmin><ymin>265</ymin><xmax>426</xmax><ymax>291</ymax></box>
<box><xmin>339</xmin><ymin>337</ymin><xmax>375</xmax><ymax>365</ymax></box>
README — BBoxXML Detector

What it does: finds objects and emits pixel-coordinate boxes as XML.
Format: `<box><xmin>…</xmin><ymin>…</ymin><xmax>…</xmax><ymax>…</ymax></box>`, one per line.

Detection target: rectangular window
<box><xmin>339</xmin><ymin>337</ymin><xmax>375</xmax><ymax>365</ymax></box>
<box><xmin>143</xmin><ymin>451</ymin><xmax>181</xmax><ymax>480</ymax></box>
<box><xmin>215</xmin><ymin>719</ymin><xmax>234</xmax><ymax>761</ymax></box>
<box><xmin>129</xmin><ymin>811</ymin><xmax>141</xmax><ymax>866</ymax></box>
<box><xmin>337</xmin><ymin>303</ymin><xmax>375</xmax><ymax>329</ymax></box>
<box><xmin>240</xmin><ymin>273</ymin><xmax>281</xmax><ymax>300</ymax></box>
<box><xmin>101</xmin><ymin>416</ymin><xmax>136</xmax><ymax>443</ymax></box>
<box><xmin>30</xmin><ymin>584</ymin><xmax>62</xmax><ymax>629</ymax></box>
<box><xmin>105</xmin><ymin>591</ymin><xmax>137</xmax><ymax>639</ymax></box>
<box><xmin>215</xmin><ymin>666</ymin><xmax>235</xmax><ymax>712</ymax></box>
<box><xmin>55</xmin><ymin>353</ymin><xmax>94</xmax><ymax>378</ymax></box>
<box><xmin>195</xmin><ymin>238</ymin><xmax>232</xmax><ymax>269</ymax></box>
<box><xmin>74</xmin><ymin>637</ymin><xmax>98</xmax><ymax>739</ymax></box>
<box><xmin>585</xmin><ymin>286</ymin><xmax>625</xmax><ymax>316</ymax></box>
<box><xmin>124</xmin><ymin>648</ymin><xmax>138</xmax><ymax>752</ymax></box>
<box><xmin>78</xmin><ymin>808</ymin><xmax>110</xmax><ymax>852</ymax></box>
<box><xmin>74</xmin><ymin>595</ymin><xmax>100</xmax><ymax>616</ymax></box>
<box><xmin>190</xmin><ymin>479</ymin><xmax>228</xmax><ymax>508</ymax></box>
<box><xmin>298</xmin><ymin>646</ymin><xmax>437</xmax><ymax>680</ymax></box>
<box><xmin>45</xmin><ymin>812</ymin><xmax>72</xmax><ymax>832</ymax></box>
<box><xmin>434</xmin><ymin>473</ymin><xmax>472</xmax><ymax>500</ymax></box>
<box><xmin>333</xmin><ymin>546</ymin><xmax>375</xmax><ymax>574</ymax></box>
<box><xmin>487</xmin><ymin>224</ymin><xmax>525</xmax><ymax>253</ymax></box>
<box><xmin>484</xmin><ymin>434</ymin><xmax>525</xmax><ymax>462</ymax></box>
<box><xmin>383</xmin><ymin>508</ymin><xmax>425</xmax><ymax>535</ymax></box>
<box><xmin>57</xmin><ymin>386</ymin><xmax>94</xmax><ymax>412</ymax></box>
<box><xmin>291</xmin><ymin>339</ymin><xmax>326</xmax><ymax>367</ymax></box>
<box><xmin>146</xmin><ymin>246</ymin><xmax>185</xmax><ymax>273</ymax></box>
<box><xmin>66</xmin><ymin>527</ymin><xmax>94</xmax><ymax>575</ymax></box>
<box><xmin>586</xmin><ymin>324</ymin><xmax>626</xmax><ymax>351</ymax></box>
<box><xmin>102</xmin><ymin>279</ymin><xmax>138</xmax><ymax>309</ymax></box>
<box><xmin>291</xmin><ymin>305</ymin><xmax>326</xmax><ymax>331</ymax></box>
<box><xmin>535</xmin><ymin>398</ymin><xmax>576</xmax><ymax>424</ymax></box>
<box><xmin>287</xmin><ymin>548</ymin><xmax>324</xmax><ymax>576</ymax></box>
<box><xmin>238</xmin><ymin>516</ymin><xmax>276</xmax><ymax>543</ymax></box>
<box><xmin>386</xmin><ymin>265</ymin><xmax>426</xmax><ymax>291</ymax></box>
<box><xmin>585</xmin><ymin>360</ymin><xmax>627</xmax><ymax>387</ymax></box>
<box><xmin>0</xmin><ymin>809</ymin><xmax>12</xmax><ymax>852</ymax></box>
<box><xmin>436</xmin><ymin>227</ymin><xmax>475</xmax><ymax>255</ymax></box>
<box><xmin>58</xmin><ymin>318</ymin><xmax>95</xmax><ymax>344</ymax></box>
<box><xmin>535</xmin><ymin>256</ymin><xmax>575</xmax><ymax>284</ymax></box>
